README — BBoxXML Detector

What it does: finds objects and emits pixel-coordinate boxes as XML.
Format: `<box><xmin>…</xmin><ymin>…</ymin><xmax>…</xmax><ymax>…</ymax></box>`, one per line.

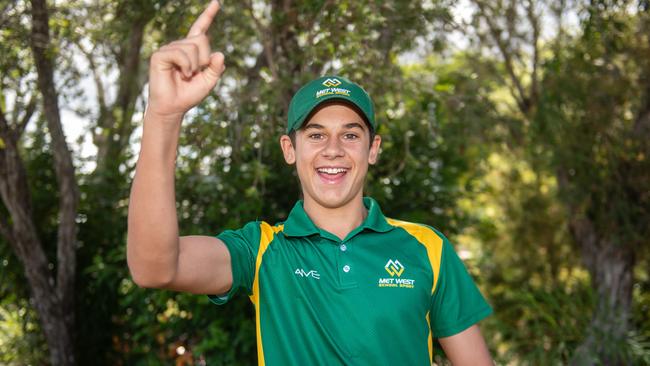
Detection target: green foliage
<box><xmin>536</xmin><ymin>5</ymin><xmax>650</xmax><ymax>246</ymax></box>
<box><xmin>0</xmin><ymin>301</ymin><xmax>47</xmax><ymax>365</ymax></box>
<box><xmin>486</xmin><ymin>284</ymin><xmax>594</xmax><ymax>364</ymax></box>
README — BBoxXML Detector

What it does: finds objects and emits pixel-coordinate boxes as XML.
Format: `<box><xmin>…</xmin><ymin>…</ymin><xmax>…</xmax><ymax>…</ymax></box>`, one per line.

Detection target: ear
<box><xmin>368</xmin><ymin>135</ymin><xmax>382</xmax><ymax>165</ymax></box>
<box><xmin>280</xmin><ymin>135</ymin><xmax>296</xmax><ymax>164</ymax></box>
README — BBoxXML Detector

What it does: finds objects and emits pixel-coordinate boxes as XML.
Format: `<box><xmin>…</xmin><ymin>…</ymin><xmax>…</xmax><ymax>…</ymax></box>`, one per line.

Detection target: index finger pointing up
<box><xmin>187</xmin><ymin>0</ymin><xmax>221</xmax><ymax>37</ymax></box>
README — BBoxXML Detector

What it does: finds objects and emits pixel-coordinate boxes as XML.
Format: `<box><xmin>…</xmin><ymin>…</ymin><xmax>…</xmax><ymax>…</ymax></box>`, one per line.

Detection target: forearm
<box><xmin>127</xmin><ymin>0</ymin><xmax>224</xmax><ymax>289</ymax></box>
<box><xmin>439</xmin><ymin>325</ymin><xmax>493</xmax><ymax>365</ymax></box>
<box><xmin>127</xmin><ymin>111</ymin><xmax>183</xmax><ymax>287</ymax></box>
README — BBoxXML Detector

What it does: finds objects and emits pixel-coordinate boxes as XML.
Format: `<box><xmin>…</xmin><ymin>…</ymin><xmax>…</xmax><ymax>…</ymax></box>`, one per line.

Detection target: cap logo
<box><xmin>322</xmin><ymin>78</ymin><xmax>342</xmax><ymax>87</ymax></box>
<box><xmin>316</xmin><ymin>78</ymin><xmax>351</xmax><ymax>99</ymax></box>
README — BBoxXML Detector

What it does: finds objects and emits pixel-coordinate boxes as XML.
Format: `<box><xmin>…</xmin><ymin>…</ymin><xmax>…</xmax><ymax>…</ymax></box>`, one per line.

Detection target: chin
<box><xmin>315</xmin><ymin>197</ymin><xmax>349</xmax><ymax>209</ymax></box>
<box><xmin>309</xmin><ymin>188</ymin><xmax>359</xmax><ymax>209</ymax></box>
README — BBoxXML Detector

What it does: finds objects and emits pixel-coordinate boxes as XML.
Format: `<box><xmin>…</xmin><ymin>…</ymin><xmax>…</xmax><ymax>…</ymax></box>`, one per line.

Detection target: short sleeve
<box><xmin>429</xmin><ymin>238</ymin><xmax>492</xmax><ymax>338</ymax></box>
<box><xmin>207</xmin><ymin>221</ymin><xmax>262</xmax><ymax>305</ymax></box>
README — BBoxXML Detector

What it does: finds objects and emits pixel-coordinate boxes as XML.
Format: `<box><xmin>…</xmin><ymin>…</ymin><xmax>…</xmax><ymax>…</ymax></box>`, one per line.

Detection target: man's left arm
<box><xmin>427</xmin><ymin>229</ymin><xmax>494</xmax><ymax>364</ymax></box>
<box><xmin>439</xmin><ymin>325</ymin><xmax>493</xmax><ymax>365</ymax></box>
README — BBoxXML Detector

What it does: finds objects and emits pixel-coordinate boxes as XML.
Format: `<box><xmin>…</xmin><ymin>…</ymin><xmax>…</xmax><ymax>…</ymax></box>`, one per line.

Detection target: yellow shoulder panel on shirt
<box><xmin>385</xmin><ymin>218</ymin><xmax>444</xmax><ymax>295</ymax></box>
<box><xmin>386</xmin><ymin>218</ymin><xmax>442</xmax><ymax>363</ymax></box>
<box><xmin>249</xmin><ymin>221</ymin><xmax>284</xmax><ymax>366</ymax></box>
<box><xmin>250</xmin><ymin>222</ymin><xmax>283</xmax><ymax>304</ymax></box>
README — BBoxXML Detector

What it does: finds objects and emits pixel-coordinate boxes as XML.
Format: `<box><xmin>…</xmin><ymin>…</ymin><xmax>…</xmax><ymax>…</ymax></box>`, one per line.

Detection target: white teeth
<box><xmin>317</xmin><ymin>167</ymin><xmax>347</xmax><ymax>174</ymax></box>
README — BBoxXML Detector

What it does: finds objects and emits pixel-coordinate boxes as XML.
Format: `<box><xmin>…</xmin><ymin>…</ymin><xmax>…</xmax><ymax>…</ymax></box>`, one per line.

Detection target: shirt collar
<box><xmin>282</xmin><ymin>197</ymin><xmax>394</xmax><ymax>239</ymax></box>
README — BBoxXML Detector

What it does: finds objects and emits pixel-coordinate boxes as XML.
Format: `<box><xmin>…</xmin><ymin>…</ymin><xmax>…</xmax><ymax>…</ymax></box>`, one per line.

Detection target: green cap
<box><xmin>286</xmin><ymin>75</ymin><xmax>375</xmax><ymax>133</ymax></box>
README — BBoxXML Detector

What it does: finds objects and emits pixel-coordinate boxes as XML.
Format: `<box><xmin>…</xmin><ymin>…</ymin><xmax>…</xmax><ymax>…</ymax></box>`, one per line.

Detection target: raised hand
<box><xmin>147</xmin><ymin>1</ymin><xmax>225</xmax><ymax>119</ymax></box>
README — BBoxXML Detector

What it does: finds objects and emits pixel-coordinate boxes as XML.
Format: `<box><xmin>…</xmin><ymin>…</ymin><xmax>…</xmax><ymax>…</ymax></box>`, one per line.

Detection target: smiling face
<box><xmin>280</xmin><ymin>102</ymin><xmax>381</xmax><ymax>210</ymax></box>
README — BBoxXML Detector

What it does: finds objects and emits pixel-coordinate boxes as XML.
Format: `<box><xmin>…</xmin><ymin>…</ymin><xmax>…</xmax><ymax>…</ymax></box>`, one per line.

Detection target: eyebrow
<box><xmin>303</xmin><ymin>122</ymin><xmax>365</xmax><ymax>131</ymax></box>
<box><xmin>343</xmin><ymin>122</ymin><xmax>365</xmax><ymax>130</ymax></box>
<box><xmin>303</xmin><ymin>123</ymin><xmax>325</xmax><ymax>130</ymax></box>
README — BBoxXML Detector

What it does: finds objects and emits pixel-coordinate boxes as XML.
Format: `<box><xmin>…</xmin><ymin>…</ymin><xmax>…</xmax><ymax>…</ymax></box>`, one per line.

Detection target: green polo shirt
<box><xmin>210</xmin><ymin>197</ymin><xmax>492</xmax><ymax>365</ymax></box>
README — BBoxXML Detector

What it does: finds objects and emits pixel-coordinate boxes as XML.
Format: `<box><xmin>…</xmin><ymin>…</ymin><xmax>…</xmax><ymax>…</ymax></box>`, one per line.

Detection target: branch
<box><xmin>75</xmin><ymin>40</ymin><xmax>107</xmax><ymax>113</ymax></box>
<box><xmin>0</xmin><ymin>102</ymin><xmax>12</xmax><ymax>137</ymax></box>
<box><xmin>244</xmin><ymin>0</ymin><xmax>279</xmax><ymax>81</ymax></box>
<box><xmin>0</xmin><ymin>184</ymin><xmax>15</xmax><ymax>245</ymax></box>
<box><xmin>303</xmin><ymin>0</ymin><xmax>336</xmax><ymax>76</ymax></box>
<box><xmin>110</xmin><ymin>14</ymin><xmax>150</xmax><ymax>164</ymax></box>
<box><xmin>3</xmin><ymin>89</ymin><xmax>36</xmax><ymax>140</ymax></box>
<box><xmin>385</xmin><ymin>131</ymin><xmax>412</xmax><ymax>180</ymax></box>
<box><xmin>302</xmin><ymin>0</ymin><xmax>336</xmax><ymax>76</ymax></box>
<box><xmin>89</xmin><ymin>13</ymin><xmax>149</xmax><ymax>170</ymax></box>
<box><xmin>316</xmin><ymin>0</ymin><xmax>336</xmax><ymax>28</ymax></box>
<box><xmin>0</xmin><ymin>2</ymin><xmax>16</xmax><ymax>31</ymax></box>
<box><xmin>634</xmin><ymin>88</ymin><xmax>650</xmax><ymax>138</ymax></box>
<box><xmin>525</xmin><ymin>0</ymin><xmax>541</xmax><ymax>107</ymax></box>
<box><xmin>474</xmin><ymin>0</ymin><xmax>530</xmax><ymax>115</ymax></box>
<box><xmin>549</xmin><ymin>0</ymin><xmax>569</xmax><ymax>55</ymax></box>
<box><xmin>304</xmin><ymin>0</ymin><xmax>335</xmax><ymax>39</ymax></box>
<box><xmin>14</xmin><ymin>95</ymin><xmax>37</xmax><ymax>139</ymax></box>
<box><xmin>0</xmin><ymin>212</ymin><xmax>13</xmax><ymax>243</ymax></box>
<box><xmin>0</xmin><ymin>100</ymin><xmax>33</xmax><ymax>212</ymax></box>
<box><xmin>466</xmin><ymin>51</ymin><xmax>516</xmax><ymax>98</ymax></box>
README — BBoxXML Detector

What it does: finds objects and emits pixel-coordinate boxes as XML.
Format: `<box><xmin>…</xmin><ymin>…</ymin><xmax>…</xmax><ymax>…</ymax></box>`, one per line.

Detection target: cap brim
<box><xmin>290</xmin><ymin>96</ymin><xmax>372</xmax><ymax>133</ymax></box>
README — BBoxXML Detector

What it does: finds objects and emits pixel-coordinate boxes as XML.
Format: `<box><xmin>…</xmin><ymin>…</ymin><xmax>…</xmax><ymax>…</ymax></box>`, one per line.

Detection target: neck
<box><xmin>303</xmin><ymin>194</ymin><xmax>367</xmax><ymax>240</ymax></box>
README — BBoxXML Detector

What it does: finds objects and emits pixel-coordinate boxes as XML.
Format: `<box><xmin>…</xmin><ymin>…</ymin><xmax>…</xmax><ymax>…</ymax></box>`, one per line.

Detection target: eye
<box><xmin>308</xmin><ymin>133</ymin><xmax>325</xmax><ymax>140</ymax></box>
<box><xmin>343</xmin><ymin>133</ymin><xmax>359</xmax><ymax>140</ymax></box>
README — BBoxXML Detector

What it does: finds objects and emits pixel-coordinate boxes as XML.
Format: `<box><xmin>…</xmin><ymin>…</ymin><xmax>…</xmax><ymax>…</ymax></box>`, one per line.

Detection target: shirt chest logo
<box><xmin>378</xmin><ymin>259</ymin><xmax>415</xmax><ymax>288</ymax></box>
<box><xmin>295</xmin><ymin>268</ymin><xmax>321</xmax><ymax>280</ymax></box>
<box><xmin>385</xmin><ymin>259</ymin><xmax>405</xmax><ymax>276</ymax></box>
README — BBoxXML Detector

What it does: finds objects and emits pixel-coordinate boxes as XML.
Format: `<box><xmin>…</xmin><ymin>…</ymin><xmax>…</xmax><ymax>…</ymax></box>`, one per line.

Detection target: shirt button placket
<box><xmin>337</xmin><ymin>239</ymin><xmax>357</xmax><ymax>288</ymax></box>
<box><xmin>341</xmin><ymin>244</ymin><xmax>350</xmax><ymax>273</ymax></box>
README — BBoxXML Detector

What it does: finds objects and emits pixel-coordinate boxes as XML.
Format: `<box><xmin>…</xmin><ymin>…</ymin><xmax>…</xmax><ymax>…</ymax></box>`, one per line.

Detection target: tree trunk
<box><xmin>29</xmin><ymin>0</ymin><xmax>79</xmax><ymax>364</ymax></box>
<box><xmin>567</xmin><ymin>210</ymin><xmax>635</xmax><ymax>365</ymax></box>
<box><xmin>0</xmin><ymin>113</ymin><xmax>76</xmax><ymax>366</ymax></box>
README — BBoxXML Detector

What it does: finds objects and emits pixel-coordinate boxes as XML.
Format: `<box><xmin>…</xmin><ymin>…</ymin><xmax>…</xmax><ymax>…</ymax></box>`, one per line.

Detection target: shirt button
<box><xmin>340</xmin><ymin>244</ymin><xmax>347</xmax><ymax>252</ymax></box>
<box><xmin>343</xmin><ymin>265</ymin><xmax>350</xmax><ymax>273</ymax></box>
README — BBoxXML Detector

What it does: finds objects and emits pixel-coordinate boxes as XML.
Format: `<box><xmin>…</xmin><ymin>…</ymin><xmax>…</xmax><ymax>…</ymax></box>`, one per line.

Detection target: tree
<box><xmin>463</xmin><ymin>0</ymin><xmax>650</xmax><ymax>362</ymax></box>
<box><xmin>0</xmin><ymin>0</ymin><xmax>79</xmax><ymax>364</ymax></box>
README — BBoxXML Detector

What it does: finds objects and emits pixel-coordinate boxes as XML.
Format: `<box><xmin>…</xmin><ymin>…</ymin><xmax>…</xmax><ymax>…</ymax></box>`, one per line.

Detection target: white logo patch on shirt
<box><xmin>295</xmin><ymin>268</ymin><xmax>321</xmax><ymax>280</ymax></box>
<box><xmin>378</xmin><ymin>259</ymin><xmax>415</xmax><ymax>288</ymax></box>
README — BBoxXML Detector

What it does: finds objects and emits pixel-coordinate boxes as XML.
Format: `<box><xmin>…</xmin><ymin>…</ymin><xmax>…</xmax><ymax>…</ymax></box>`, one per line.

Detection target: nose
<box><xmin>322</xmin><ymin>136</ymin><xmax>344</xmax><ymax>159</ymax></box>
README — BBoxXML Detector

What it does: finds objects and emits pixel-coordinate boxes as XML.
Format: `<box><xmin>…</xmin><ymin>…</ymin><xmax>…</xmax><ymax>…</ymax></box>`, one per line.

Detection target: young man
<box><xmin>127</xmin><ymin>1</ymin><xmax>493</xmax><ymax>365</ymax></box>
